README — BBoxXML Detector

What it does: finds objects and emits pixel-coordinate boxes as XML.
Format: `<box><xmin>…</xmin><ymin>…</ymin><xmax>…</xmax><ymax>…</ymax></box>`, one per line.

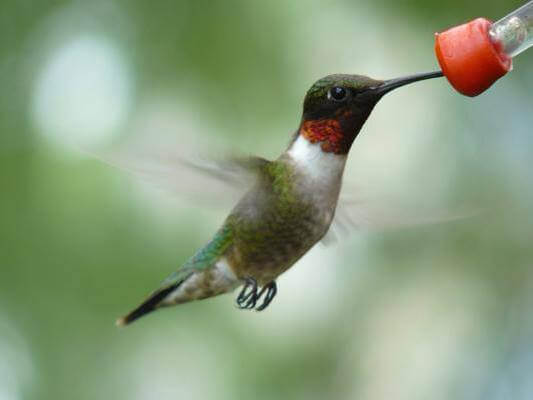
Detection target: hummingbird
<box><xmin>116</xmin><ymin>70</ymin><xmax>443</xmax><ymax>326</ymax></box>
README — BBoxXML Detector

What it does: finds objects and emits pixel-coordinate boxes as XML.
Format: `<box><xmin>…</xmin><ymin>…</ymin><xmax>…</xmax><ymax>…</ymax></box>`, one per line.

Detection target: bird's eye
<box><xmin>328</xmin><ymin>87</ymin><xmax>348</xmax><ymax>102</ymax></box>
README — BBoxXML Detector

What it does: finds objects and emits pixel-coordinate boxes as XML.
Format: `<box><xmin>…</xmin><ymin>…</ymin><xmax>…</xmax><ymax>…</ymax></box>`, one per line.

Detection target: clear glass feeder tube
<box><xmin>489</xmin><ymin>0</ymin><xmax>533</xmax><ymax>58</ymax></box>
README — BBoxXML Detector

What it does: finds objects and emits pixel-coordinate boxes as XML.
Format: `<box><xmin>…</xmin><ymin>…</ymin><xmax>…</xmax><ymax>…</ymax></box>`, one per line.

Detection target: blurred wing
<box><xmin>322</xmin><ymin>193</ymin><xmax>481</xmax><ymax>245</ymax></box>
<box><xmin>90</xmin><ymin>145</ymin><xmax>268</xmax><ymax>208</ymax></box>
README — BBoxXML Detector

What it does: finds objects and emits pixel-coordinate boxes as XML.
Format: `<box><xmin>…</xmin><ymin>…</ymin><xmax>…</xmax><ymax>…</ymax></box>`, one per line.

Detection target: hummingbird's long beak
<box><xmin>370</xmin><ymin>70</ymin><xmax>443</xmax><ymax>97</ymax></box>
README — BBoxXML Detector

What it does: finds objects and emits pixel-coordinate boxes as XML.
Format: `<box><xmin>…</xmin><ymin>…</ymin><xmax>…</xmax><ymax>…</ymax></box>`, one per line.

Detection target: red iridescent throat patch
<box><xmin>300</xmin><ymin>119</ymin><xmax>346</xmax><ymax>154</ymax></box>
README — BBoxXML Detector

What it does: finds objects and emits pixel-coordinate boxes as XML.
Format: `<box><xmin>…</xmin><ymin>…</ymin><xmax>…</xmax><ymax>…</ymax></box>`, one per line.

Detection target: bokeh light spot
<box><xmin>32</xmin><ymin>35</ymin><xmax>132</xmax><ymax>149</ymax></box>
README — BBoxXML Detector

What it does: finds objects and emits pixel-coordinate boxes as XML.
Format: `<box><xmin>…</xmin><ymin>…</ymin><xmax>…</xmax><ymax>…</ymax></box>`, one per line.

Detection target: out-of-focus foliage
<box><xmin>1</xmin><ymin>1</ymin><xmax>532</xmax><ymax>399</ymax></box>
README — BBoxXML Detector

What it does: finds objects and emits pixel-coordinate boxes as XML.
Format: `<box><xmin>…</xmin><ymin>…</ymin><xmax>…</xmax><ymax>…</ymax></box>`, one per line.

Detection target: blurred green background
<box><xmin>2</xmin><ymin>1</ymin><xmax>533</xmax><ymax>399</ymax></box>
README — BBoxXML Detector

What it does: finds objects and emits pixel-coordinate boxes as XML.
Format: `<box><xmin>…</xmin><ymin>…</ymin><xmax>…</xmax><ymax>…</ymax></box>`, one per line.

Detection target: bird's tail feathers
<box><xmin>116</xmin><ymin>270</ymin><xmax>193</xmax><ymax>326</ymax></box>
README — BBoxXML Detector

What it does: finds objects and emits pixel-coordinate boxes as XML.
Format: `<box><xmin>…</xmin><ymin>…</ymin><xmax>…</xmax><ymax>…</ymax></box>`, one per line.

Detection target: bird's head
<box><xmin>298</xmin><ymin>71</ymin><xmax>442</xmax><ymax>154</ymax></box>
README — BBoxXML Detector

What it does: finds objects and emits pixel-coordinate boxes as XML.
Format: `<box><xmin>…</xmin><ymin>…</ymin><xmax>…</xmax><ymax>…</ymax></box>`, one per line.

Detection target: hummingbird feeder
<box><xmin>435</xmin><ymin>0</ymin><xmax>533</xmax><ymax>96</ymax></box>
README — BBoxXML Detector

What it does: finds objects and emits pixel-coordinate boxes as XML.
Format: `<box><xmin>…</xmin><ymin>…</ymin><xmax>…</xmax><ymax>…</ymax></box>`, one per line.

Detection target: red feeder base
<box><xmin>435</xmin><ymin>17</ymin><xmax>512</xmax><ymax>97</ymax></box>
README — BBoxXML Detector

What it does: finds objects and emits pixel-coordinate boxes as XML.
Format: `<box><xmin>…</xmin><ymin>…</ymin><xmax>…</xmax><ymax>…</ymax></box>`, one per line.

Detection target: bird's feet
<box><xmin>236</xmin><ymin>277</ymin><xmax>257</xmax><ymax>309</ymax></box>
<box><xmin>236</xmin><ymin>278</ymin><xmax>277</xmax><ymax>311</ymax></box>
<box><xmin>255</xmin><ymin>281</ymin><xmax>277</xmax><ymax>311</ymax></box>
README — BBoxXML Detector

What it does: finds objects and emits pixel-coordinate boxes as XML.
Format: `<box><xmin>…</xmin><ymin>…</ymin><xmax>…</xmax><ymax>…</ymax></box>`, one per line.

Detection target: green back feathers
<box><xmin>184</xmin><ymin>224</ymin><xmax>234</xmax><ymax>270</ymax></box>
<box><xmin>162</xmin><ymin>224</ymin><xmax>234</xmax><ymax>286</ymax></box>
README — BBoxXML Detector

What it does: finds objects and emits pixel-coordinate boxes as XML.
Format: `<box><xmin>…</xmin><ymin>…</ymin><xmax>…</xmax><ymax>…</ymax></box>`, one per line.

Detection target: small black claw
<box><xmin>256</xmin><ymin>281</ymin><xmax>277</xmax><ymax>311</ymax></box>
<box><xmin>243</xmin><ymin>291</ymin><xmax>258</xmax><ymax>309</ymax></box>
<box><xmin>236</xmin><ymin>279</ymin><xmax>277</xmax><ymax>311</ymax></box>
<box><xmin>236</xmin><ymin>277</ymin><xmax>258</xmax><ymax>309</ymax></box>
